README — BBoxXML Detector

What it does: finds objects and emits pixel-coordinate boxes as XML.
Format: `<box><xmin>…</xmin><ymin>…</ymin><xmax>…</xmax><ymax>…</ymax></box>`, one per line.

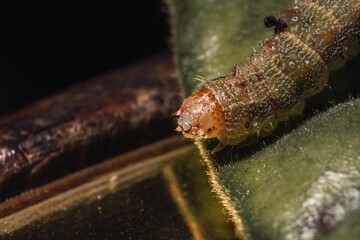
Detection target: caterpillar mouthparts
<box><xmin>175</xmin><ymin>0</ymin><xmax>360</xmax><ymax>151</ymax></box>
<box><xmin>175</xmin><ymin>86</ymin><xmax>226</xmax><ymax>139</ymax></box>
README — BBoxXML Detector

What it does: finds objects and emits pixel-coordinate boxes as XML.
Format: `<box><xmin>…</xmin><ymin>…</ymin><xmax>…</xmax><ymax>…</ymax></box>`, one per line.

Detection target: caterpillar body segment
<box><xmin>175</xmin><ymin>0</ymin><xmax>360</xmax><ymax>148</ymax></box>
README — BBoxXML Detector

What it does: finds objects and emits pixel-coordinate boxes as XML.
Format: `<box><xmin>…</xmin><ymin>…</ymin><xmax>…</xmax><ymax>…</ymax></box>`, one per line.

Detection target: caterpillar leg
<box><xmin>210</xmin><ymin>142</ymin><xmax>227</xmax><ymax>154</ymax></box>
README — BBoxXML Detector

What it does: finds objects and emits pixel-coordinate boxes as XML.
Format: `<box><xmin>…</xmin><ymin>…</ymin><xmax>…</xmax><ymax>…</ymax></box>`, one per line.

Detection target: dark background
<box><xmin>0</xmin><ymin>1</ymin><xmax>169</xmax><ymax>116</ymax></box>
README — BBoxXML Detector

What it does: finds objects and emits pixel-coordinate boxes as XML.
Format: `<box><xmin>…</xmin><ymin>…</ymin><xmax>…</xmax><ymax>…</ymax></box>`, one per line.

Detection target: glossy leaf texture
<box><xmin>167</xmin><ymin>0</ymin><xmax>360</xmax><ymax>239</ymax></box>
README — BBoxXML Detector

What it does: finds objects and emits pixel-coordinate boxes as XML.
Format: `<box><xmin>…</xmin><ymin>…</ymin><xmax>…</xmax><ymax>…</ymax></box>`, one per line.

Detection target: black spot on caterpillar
<box><xmin>264</xmin><ymin>16</ymin><xmax>288</xmax><ymax>33</ymax></box>
<box><xmin>175</xmin><ymin>0</ymin><xmax>360</xmax><ymax>151</ymax></box>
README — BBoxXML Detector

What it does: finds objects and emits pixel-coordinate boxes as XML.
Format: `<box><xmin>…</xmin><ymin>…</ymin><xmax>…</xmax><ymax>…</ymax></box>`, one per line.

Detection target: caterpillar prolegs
<box><xmin>175</xmin><ymin>0</ymin><xmax>360</xmax><ymax>150</ymax></box>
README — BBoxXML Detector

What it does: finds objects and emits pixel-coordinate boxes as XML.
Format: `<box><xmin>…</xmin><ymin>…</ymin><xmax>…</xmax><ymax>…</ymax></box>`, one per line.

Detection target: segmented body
<box><xmin>176</xmin><ymin>0</ymin><xmax>360</xmax><ymax>147</ymax></box>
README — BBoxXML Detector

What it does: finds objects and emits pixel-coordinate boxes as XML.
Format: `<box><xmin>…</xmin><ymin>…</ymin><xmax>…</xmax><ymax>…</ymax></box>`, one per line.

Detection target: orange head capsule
<box><xmin>175</xmin><ymin>86</ymin><xmax>226</xmax><ymax>139</ymax></box>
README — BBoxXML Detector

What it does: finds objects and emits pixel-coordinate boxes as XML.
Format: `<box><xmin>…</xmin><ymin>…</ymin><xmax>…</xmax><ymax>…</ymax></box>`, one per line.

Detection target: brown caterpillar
<box><xmin>175</xmin><ymin>0</ymin><xmax>360</xmax><ymax>151</ymax></box>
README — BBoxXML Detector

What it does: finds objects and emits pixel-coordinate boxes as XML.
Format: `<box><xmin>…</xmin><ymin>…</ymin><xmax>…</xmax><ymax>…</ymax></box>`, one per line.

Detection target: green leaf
<box><xmin>167</xmin><ymin>0</ymin><xmax>294</xmax><ymax>97</ymax></box>
<box><xmin>168</xmin><ymin>0</ymin><xmax>360</xmax><ymax>239</ymax></box>
<box><xmin>216</xmin><ymin>99</ymin><xmax>360</xmax><ymax>239</ymax></box>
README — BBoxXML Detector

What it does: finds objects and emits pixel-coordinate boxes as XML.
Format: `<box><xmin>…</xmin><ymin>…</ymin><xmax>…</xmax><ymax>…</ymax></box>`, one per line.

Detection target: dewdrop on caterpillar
<box><xmin>175</xmin><ymin>0</ymin><xmax>360</xmax><ymax>152</ymax></box>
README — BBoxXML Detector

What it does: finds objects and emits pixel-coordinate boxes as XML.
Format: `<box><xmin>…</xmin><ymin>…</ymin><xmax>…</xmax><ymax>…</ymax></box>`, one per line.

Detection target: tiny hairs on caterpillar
<box><xmin>175</xmin><ymin>0</ymin><xmax>360</xmax><ymax>152</ymax></box>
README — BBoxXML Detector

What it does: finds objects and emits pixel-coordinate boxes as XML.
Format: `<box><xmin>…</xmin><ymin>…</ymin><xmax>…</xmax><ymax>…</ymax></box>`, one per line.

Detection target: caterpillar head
<box><xmin>175</xmin><ymin>86</ymin><xmax>226</xmax><ymax>139</ymax></box>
